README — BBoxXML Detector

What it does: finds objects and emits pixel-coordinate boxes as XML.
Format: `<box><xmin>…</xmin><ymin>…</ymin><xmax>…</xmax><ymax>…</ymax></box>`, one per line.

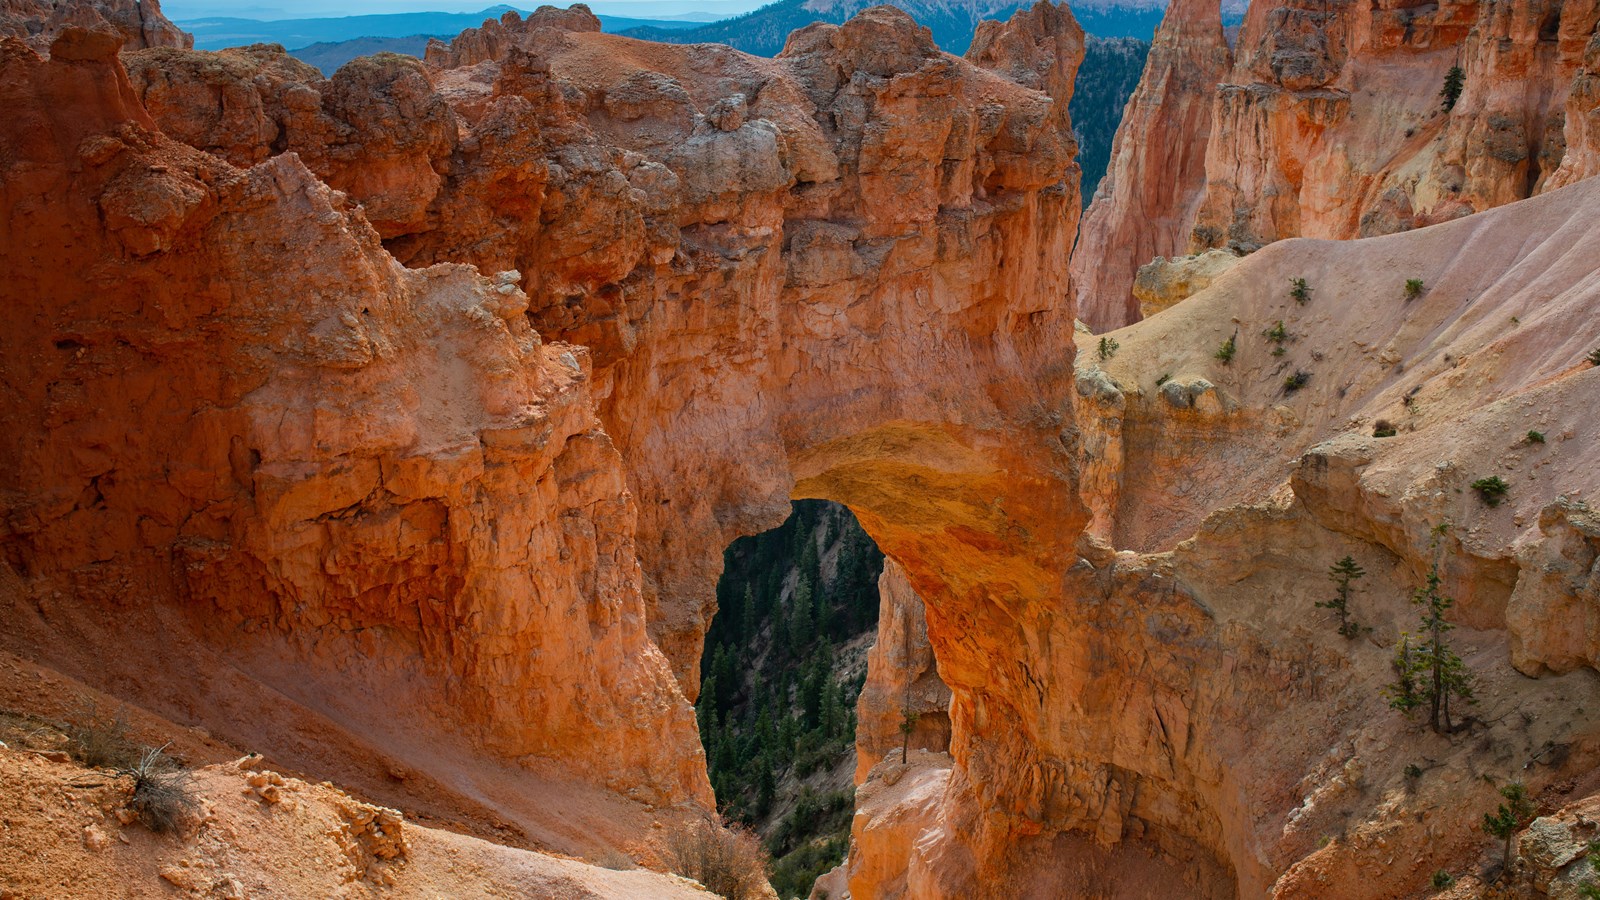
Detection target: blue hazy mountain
<box><xmin>179</xmin><ymin>5</ymin><xmax>705</xmax><ymax>53</ymax></box>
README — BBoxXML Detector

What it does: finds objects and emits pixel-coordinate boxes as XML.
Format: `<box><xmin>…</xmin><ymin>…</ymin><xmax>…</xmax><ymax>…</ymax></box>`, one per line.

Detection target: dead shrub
<box><xmin>65</xmin><ymin>699</ymin><xmax>139</xmax><ymax>769</ymax></box>
<box><xmin>664</xmin><ymin>818</ymin><xmax>770</xmax><ymax>900</ymax></box>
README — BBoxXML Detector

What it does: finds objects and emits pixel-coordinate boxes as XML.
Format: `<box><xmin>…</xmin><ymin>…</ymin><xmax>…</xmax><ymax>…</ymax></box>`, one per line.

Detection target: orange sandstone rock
<box><xmin>1069</xmin><ymin>0</ymin><xmax>1232</xmax><ymax>331</ymax></box>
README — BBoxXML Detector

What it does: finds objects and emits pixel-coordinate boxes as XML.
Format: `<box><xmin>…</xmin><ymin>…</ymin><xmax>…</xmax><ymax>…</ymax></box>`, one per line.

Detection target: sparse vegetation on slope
<box><xmin>124</xmin><ymin>744</ymin><xmax>198</xmax><ymax>834</ymax></box>
<box><xmin>665</xmin><ymin>819</ymin><xmax>771</xmax><ymax>900</ymax></box>
<box><xmin>1215</xmin><ymin>335</ymin><xmax>1236</xmax><ymax>364</ymax></box>
<box><xmin>1482</xmin><ymin>781</ymin><xmax>1536</xmax><ymax>878</ymax></box>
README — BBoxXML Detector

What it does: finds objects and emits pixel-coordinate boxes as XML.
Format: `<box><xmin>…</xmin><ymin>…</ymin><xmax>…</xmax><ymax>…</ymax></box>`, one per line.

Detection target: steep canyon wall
<box><xmin>1073</xmin><ymin>0</ymin><xmax>1600</xmax><ymax>330</ymax></box>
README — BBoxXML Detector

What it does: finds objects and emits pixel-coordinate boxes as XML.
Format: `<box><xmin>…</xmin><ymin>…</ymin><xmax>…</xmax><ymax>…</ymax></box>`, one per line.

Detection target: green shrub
<box><xmin>1215</xmin><ymin>335</ymin><xmax>1237</xmax><ymax>364</ymax></box>
<box><xmin>1283</xmin><ymin>370</ymin><xmax>1310</xmax><ymax>393</ymax></box>
<box><xmin>1471</xmin><ymin>476</ymin><xmax>1509</xmax><ymax>507</ymax></box>
<box><xmin>1374</xmin><ymin>420</ymin><xmax>1397</xmax><ymax>438</ymax></box>
<box><xmin>1264</xmin><ymin>321</ymin><xmax>1288</xmax><ymax>344</ymax></box>
<box><xmin>1290</xmin><ymin>278</ymin><xmax>1311</xmax><ymax>304</ymax></box>
<box><xmin>1588</xmin><ymin>348</ymin><xmax>1600</xmax><ymax>366</ymax></box>
<box><xmin>1098</xmin><ymin>336</ymin><xmax>1119</xmax><ymax>360</ymax></box>
<box><xmin>1526</xmin><ymin>430</ymin><xmax>1545</xmax><ymax>444</ymax></box>
<box><xmin>1431</xmin><ymin>868</ymin><xmax>1455</xmax><ymax>889</ymax></box>
<box><xmin>1405</xmin><ymin>764</ymin><xmax>1423</xmax><ymax>779</ymax></box>
<box><xmin>1155</xmin><ymin>372</ymin><xmax>1172</xmax><ymax>387</ymax></box>
<box><xmin>1405</xmin><ymin>278</ymin><xmax>1425</xmax><ymax>301</ymax></box>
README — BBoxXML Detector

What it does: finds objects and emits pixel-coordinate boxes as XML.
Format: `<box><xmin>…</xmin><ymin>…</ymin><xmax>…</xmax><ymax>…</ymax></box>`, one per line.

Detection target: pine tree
<box><xmin>740</xmin><ymin>584</ymin><xmax>756</xmax><ymax>642</ymax></box>
<box><xmin>801</xmin><ymin>655</ymin><xmax>825</xmax><ymax>730</ymax></box>
<box><xmin>899</xmin><ymin>708</ymin><xmax>922</xmax><ymax>763</ymax></box>
<box><xmin>713</xmin><ymin>643</ymin><xmax>736</xmax><ymax>710</ymax></box>
<box><xmin>1482</xmin><ymin>781</ymin><xmax>1535</xmax><ymax>877</ymax></box>
<box><xmin>791</xmin><ymin>573</ymin><xmax>815</xmax><ymax>649</ymax></box>
<box><xmin>820</xmin><ymin>677</ymin><xmax>844</xmax><ymax>738</ymax></box>
<box><xmin>1412</xmin><ymin>558</ymin><xmax>1474</xmax><ymax>733</ymax></box>
<box><xmin>756</xmin><ymin>749</ymin><xmax>776</xmax><ymax>815</ymax></box>
<box><xmin>1317</xmin><ymin>555</ymin><xmax>1367</xmax><ymax>638</ymax></box>
<box><xmin>1388</xmin><ymin>528</ymin><xmax>1476</xmax><ymax>733</ymax></box>
<box><xmin>1440</xmin><ymin>65</ymin><xmax>1465</xmax><ymax>112</ymax></box>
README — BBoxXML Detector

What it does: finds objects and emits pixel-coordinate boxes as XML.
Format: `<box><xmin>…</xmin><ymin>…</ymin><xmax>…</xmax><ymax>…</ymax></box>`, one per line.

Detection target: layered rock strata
<box><xmin>2</xmin><ymin>0</ymin><xmax>1092</xmax><ymax>883</ymax></box>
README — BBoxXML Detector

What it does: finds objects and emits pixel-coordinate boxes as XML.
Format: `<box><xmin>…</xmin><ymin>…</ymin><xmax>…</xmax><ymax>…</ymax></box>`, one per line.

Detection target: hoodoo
<box><xmin>1</xmin><ymin>0</ymin><xmax>1598</xmax><ymax>898</ymax></box>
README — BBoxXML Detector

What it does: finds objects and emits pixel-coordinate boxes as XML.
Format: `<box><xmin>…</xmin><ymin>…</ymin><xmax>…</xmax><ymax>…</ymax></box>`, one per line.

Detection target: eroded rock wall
<box><xmin>1194</xmin><ymin>0</ymin><xmax>1600</xmax><ymax>252</ymax></box>
<box><xmin>0</xmin><ymin>28</ymin><xmax>708</xmax><ymax>852</ymax></box>
<box><xmin>854</xmin><ymin>560</ymin><xmax>951</xmax><ymax>782</ymax></box>
<box><xmin>0</xmin><ymin>0</ymin><xmax>190</xmax><ymax>53</ymax></box>
<box><xmin>10</xmin><ymin>3</ymin><xmax>1600</xmax><ymax>899</ymax></box>
<box><xmin>1068</xmin><ymin>0</ymin><xmax>1232</xmax><ymax>331</ymax></box>
<box><xmin>1071</xmin><ymin>0</ymin><xmax>1600</xmax><ymax>330</ymax></box>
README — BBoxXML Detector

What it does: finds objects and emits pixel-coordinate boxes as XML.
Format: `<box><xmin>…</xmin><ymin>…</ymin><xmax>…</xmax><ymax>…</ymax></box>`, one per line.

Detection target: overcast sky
<box><xmin>163</xmin><ymin>0</ymin><xmax>768</xmax><ymax>20</ymax></box>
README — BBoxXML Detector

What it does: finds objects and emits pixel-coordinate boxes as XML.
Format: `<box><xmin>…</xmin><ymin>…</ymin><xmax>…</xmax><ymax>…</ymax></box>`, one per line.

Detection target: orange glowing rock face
<box><xmin>0</xmin><ymin>0</ymin><xmax>1086</xmax><ymax>884</ymax></box>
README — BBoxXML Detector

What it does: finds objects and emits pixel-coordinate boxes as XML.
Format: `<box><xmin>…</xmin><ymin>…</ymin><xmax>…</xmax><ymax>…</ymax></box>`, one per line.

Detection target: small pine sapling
<box><xmin>1215</xmin><ymin>334</ymin><xmax>1237</xmax><ymax>364</ymax></box>
<box><xmin>1098</xmin><ymin>336</ymin><xmax>1119</xmax><ymax>360</ymax></box>
<box><xmin>1526</xmin><ymin>430</ymin><xmax>1545</xmax><ymax>444</ymax></box>
<box><xmin>1405</xmin><ymin>278</ymin><xmax>1425</xmax><ymax>301</ymax></box>
<box><xmin>1482</xmin><ymin>781</ymin><xmax>1536</xmax><ymax>878</ymax></box>
<box><xmin>1263</xmin><ymin>320</ymin><xmax>1288</xmax><ymax>346</ymax></box>
<box><xmin>1432</xmin><ymin>869</ymin><xmax>1455</xmax><ymax>889</ymax></box>
<box><xmin>1290</xmin><ymin>277</ymin><xmax>1311</xmax><ymax>304</ymax></box>
<box><xmin>1284</xmin><ymin>370</ymin><xmax>1311</xmax><ymax>393</ymax></box>
<box><xmin>1316</xmin><ymin>556</ymin><xmax>1367</xmax><ymax>638</ymax></box>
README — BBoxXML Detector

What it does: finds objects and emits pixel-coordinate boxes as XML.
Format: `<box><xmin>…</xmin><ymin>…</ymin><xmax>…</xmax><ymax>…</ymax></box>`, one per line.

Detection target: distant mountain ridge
<box><xmin>178</xmin><ymin>5</ymin><xmax>703</xmax><ymax>53</ymax></box>
<box><xmin>618</xmin><ymin>0</ymin><xmax>1173</xmax><ymax>54</ymax></box>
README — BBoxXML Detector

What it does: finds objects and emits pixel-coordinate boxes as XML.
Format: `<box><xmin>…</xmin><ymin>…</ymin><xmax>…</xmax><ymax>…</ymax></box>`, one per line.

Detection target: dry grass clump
<box><xmin>124</xmin><ymin>744</ymin><xmax>199</xmax><ymax>833</ymax></box>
